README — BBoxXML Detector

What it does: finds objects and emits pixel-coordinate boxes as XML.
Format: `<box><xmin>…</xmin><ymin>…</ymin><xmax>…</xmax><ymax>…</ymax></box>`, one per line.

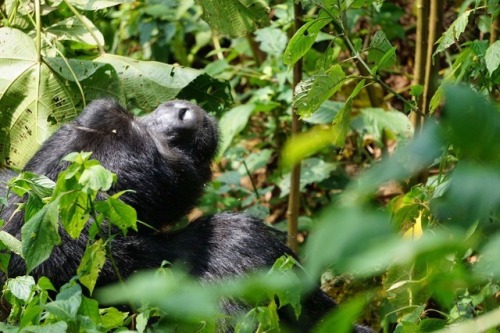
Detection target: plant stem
<box><xmin>35</xmin><ymin>0</ymin><xmax>42</xmax><ymax>63</ymax></box>
<box><xmin>490</xmin><ymin>12</ymin><xmax>499</xmax><ymax>45</ymax></box>
<box><xmin>410</xmin><ymin>0</ymin><xmax>430</xmax><ymax>131</ymax></box>
<box><xmin>423</xmin><ymin>0</ymin><xmax>443</xmax><ymax>116</ymax></box>
<box><xmin>286</xmin><ymin>1</ymin><xmax>303</xmax><ymax>253</ymax></box>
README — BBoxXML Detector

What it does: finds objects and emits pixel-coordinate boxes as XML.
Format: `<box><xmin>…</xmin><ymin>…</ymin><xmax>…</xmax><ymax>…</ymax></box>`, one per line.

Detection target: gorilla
<box><xmin>0</xmin><ymin>99</ymin><xmax>372</xmax><ymax>332</ymax></box>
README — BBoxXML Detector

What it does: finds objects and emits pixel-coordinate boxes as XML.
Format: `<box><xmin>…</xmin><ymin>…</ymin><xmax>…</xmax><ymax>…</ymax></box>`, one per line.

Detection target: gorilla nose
<box><xmin>155</xmin><ymin>100</ymin><xmax>203</xmax><ymax>130</ymax></box>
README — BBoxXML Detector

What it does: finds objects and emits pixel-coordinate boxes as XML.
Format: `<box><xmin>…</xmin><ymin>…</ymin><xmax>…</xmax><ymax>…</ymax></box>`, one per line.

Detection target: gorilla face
<box><xmin>140</xmin><ymin>100</ymin><xmax>219</xmax><ymax>164</ymax></box>
<box><xmin>22</xmin><ymin>99</ymin><xmax>219</xmax><ymax>230</ymax></box>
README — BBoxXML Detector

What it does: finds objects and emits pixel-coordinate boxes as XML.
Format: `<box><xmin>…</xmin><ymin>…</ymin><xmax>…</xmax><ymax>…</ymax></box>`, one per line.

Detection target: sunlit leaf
<box><xmin>485</xmin><ymin>41</ymin><xmax>500</xmax><ymax>76</ymax></box>
<box><xmin>0</xmin><ymin>28</ymin><xmax>78</xmax><ymax>167</ymax></box>
<box><xmin>434</xmin><ymin>10</ymin><xmax>472</xmax><ymax>55</ymax></box>
<box><xmin>5</xmin><ymin>276</ymin><xmax>35</xmax><ymax>302</ymax></box>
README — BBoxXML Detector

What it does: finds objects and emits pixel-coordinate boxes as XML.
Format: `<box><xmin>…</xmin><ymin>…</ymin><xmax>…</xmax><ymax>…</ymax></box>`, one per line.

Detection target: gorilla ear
<box><xmin>76</xmin><ymin>99</ymin><xmax>133</xmax><ymax>132</ymax></box>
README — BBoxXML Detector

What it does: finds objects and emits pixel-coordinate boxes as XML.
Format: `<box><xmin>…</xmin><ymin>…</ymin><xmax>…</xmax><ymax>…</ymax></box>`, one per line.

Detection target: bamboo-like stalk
<box><xmin>286</xmin><ymin>2</ymin><xmax>303</xmax><ymax>253</ymax></box>
<box><xmin>423</xmin><ymin>0</ymin><xmax>443</xmax><ymax>117</ymax></box>
<box><xmin>490</xmin><ymin>13</ymin><xmax>499</xmax><ymax>45</ymax></box>
<box><xmin>410</xmin><ymin>0</ymin><xmax>430</xmax><ymax>131</ymax></box>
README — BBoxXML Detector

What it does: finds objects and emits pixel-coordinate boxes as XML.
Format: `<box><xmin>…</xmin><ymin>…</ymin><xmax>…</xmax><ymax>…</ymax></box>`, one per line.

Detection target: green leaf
<box><xmin>410</xmin><ymin>84</ymin><xmax>423</xmax><ymax>97</ymax></box>
<box><xmin>66</xmin><ymin>0</ymin><xmax>131</xmax><ymax>11</ymax></box>
<box><xmin>0</xmin><ymin>28</ymin><xmax>78</xmax><ymax>167</ymax></box>
<box><xmin>434</xmin><ymin>10</ymin><xmax>472</xmax><ymax>55</ymax></box>
<box><xmin>368</xmin><ymin>31</ymin><xmax>396</xmax><ymax>69</ymax></box>
<box><xmin>95</xmin><ymin>195</ymin><xmax>137</xmax><ymax>233</ymax></box>
<box><xmin>351</xmin><ymin>107</ymin><xmax>413</xmax><ymax>144</ymax></box>
<box><xmin>313</xmin><ymin>295</ymin><xmax>369</xmax><ymax>333</ymax></box>
<box><xmin>485</xmin><ymin>40</ymin><xmax>500</xmax><ymax>76</ymax></box>
<box><xmin>441</xmin><ymin>85</ymin><xmax>500</xmax><ymax>163</ymax></box>
<box><xmin>96</xmin><ymin>54</ymin><xmax>205</xmax><ymax>112</ymax></box>
<box><xmin>281</xmin><ymin>126</ymin><xmax>334</xmax><ymax>168</ymax></box>
<box><xmin>77</xmin><ymin>240</ymin><xmax>106</xmax><ymax>295</ymax></box>
<box><xmin>79</xmin><ymin>296</ymin><xmax>101</xmax><ymax>325</ymax></box>
<box><xmin>21</xmin><ymin>200</ymin><xmax>61</xmax><ymax>273</ymax></box>
<box><xmin>136</xmin><ymin>311</ymin><xmax>149</xmax><ymax>333</ymax></box>
<box><xmin>283</xmin><ymin>18</ymin><xmax>331</xmax><ymax>66</ymax></box>
<box><xmin>79</xmin><ymin>164</ymin><xmax>115</xmax><ymax>192</ymax></box>
<box><xmin>45</xmin><ymin>58</ymin><xmax>125</xmax><ymax>104</ymax></box>
<box><xmin>196</xmin><ymin>0</ymin><xmax>270</xmax><ymax>38</ymax></box>
<box><xmin>8</xmin><ymin>172</ymin><xmax>55</xmax><ymax>199</ymax></box>
<box><xmin>59</xmin><ymin>191</ymin><xmax>90</xmax><ymax>239</ymax></box>
<box><xmin>255</xmin><ymin>27</ymin><xmax>288</xmax><ymax>56</ymax></box>
<box><xmin>331</xmin><ymin>79</ymin><xmax>365</xmax><ymax>146</ymax></box>
<box><xmin>218</xmin><ymin>104</ymin><xmax>255</xmax><ymax>156</ymax></box>
<box><xmin>0</xmin><ymin>230</ymin><xmax>23</xmax><ymax>257</ymax></box>
<box><xmin>176</xmin><ymin>73</ymin><xmax>232</xmax><ymax>115</ymax></box>
<box><xmin>268</xmin><ymin>256</ymin><xmax>302</xmax><ymax>318</ymax></box>
<box><xmin>279</xmin><ymin>158</ymin><xmax>337</xmax><ymax>197</ymax></box>
<box><xmin>100</xmin><ymin>307</ymin><xmax>127</xmax><ymax>330</ymax></box>
<box><xmin>45</xmin><ymin>16</ymin><xmax>104</xmax><ymax>47</ymax></box>
<box><xmin>302</xmin><ymin>100</ymin><xmax>344</xmax><ymax>125</ymax></box>
<box><xmin>19</xmin><ymin>321</ymin><xmax>68</xmax><ymax>333</ymax></box>
<box><xmin>6</xmin><ymin>276</ymin><xmax>35</xmax><ymax>302</ymax></box>
<box><xmin>44</xmin><ymin>284</ymin><xmax>82</xmax><ymax>321</ymax></box>
<box><xmin>293</xmin><ymin>64</ymin><xmax>346</xmax><ymax>117</ymax></box>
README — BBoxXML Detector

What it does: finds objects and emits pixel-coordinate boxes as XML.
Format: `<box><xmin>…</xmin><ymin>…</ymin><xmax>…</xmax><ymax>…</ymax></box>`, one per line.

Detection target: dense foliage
<box><xmin>0</xmin><ymin>0</ymin><xmax>499</xmax><ymax>332</ymax></box>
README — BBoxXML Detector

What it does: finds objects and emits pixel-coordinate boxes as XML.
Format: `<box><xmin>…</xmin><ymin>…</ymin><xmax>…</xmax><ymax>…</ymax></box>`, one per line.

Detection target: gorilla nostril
<box><xmin>178</xmin><ymin>108</ymin><xmax>189</xmax><ymax>121</ymax></box>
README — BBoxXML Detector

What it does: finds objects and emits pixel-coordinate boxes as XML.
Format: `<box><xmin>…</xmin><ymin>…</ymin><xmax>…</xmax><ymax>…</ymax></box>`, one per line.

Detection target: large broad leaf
<box><xmin>0</xmin><ymin>28</ymin><xmax>79</xmax><ymax>168</ymax></box>
<box><xmin>96</xmin><ymin>54</ymin><xmax>229</xmax><ymax>113</ymax></box>
<box><xmin>196</xmin><ymin>0</ymin><xmax>270</xmax><ymax>38</ymax></box>
<box><xmin>45</xmin><ymin>57</ymin><xmax>125</xmax><ymax>104</ymax></box>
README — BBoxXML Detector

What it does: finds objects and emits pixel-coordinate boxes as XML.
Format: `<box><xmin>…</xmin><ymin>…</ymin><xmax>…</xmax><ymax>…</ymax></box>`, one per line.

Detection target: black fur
<box><xmin>0</xmin><ymin>99</ymin><xmax>372</xmax><ymax>332</ymax></box>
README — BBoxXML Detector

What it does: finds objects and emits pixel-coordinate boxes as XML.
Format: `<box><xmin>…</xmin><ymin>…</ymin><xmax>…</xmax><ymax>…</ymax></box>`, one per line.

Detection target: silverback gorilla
<box><xmin>0</xmin><ymin>100</ymin><xmax>372</xmax><ymax>332</ymax></box>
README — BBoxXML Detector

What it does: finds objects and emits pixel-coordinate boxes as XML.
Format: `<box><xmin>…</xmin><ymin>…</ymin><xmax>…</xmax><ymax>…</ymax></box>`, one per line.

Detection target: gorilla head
<box><xmin>23</xmin><ymin>99</ymin><xmax>219</xmax><ymax>230</ymax></box>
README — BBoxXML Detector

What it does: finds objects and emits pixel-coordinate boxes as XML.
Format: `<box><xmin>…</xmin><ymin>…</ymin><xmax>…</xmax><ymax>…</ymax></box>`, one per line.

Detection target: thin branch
<box><xmin>286</xmin><ymin>1</ymin><xmax>303</xmax><ymax>253</ymax></box>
